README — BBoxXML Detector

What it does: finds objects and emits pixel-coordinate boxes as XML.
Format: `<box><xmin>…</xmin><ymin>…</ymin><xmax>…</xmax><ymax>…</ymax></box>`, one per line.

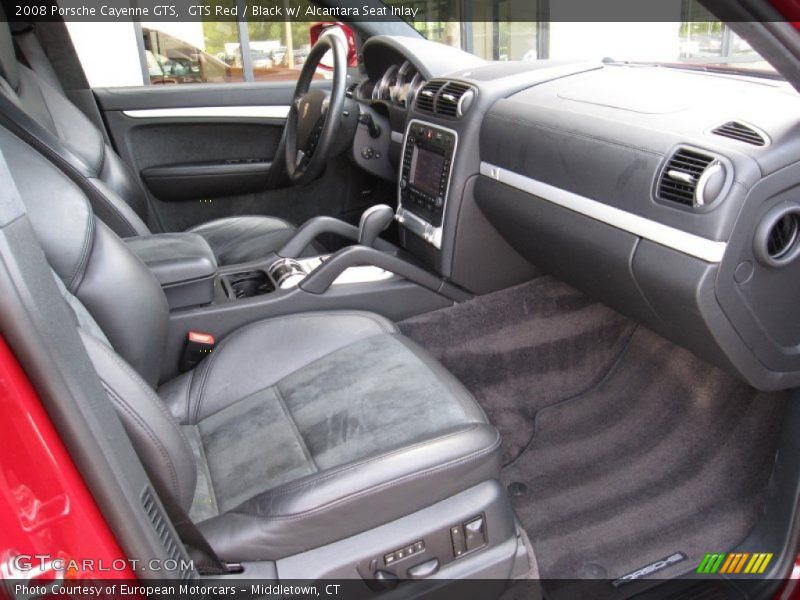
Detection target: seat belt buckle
<box><xmin>180</xmin><ymin>331</ymin><xmax>215</xmax><ymax>372</ymax></box>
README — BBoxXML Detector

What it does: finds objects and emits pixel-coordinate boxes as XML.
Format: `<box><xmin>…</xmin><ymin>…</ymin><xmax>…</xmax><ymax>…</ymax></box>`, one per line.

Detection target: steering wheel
<box><xmin>285</xmin><ymin>30</ymin><xmax>347</xmax><ymax>185</ymax></box>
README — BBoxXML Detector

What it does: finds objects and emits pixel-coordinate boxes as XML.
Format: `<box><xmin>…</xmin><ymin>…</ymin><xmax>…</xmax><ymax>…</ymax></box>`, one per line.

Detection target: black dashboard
<box><xmin>350</xmin><ymin>35</ymin><xmax>800</xmax><ymax>392</ymax></box>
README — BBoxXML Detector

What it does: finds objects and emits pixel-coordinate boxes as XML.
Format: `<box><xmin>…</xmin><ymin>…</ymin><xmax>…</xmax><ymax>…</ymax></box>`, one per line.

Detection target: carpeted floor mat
<box><xmin>501</xmin><ymin>326</ymin><xmax>785</xmax><ymax>587</ymax></box>
<box><xmin>400</xmin><ymin>277</ymin><xmax>786</xmax><ymax>598</ymax></box>
<box><xmin>399</xmin><ymin>276</ymin><xmax>636</xmax><ymax>464</ymax></box>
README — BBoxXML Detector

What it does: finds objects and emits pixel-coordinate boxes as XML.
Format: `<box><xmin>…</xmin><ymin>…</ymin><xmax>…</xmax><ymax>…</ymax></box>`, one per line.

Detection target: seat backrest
<box><xmin>0</xmin><ymin>22</ymin><xmax>152</xmax><ymax>238</ymax></box>
<box><xmin>0</xmin><ymin>125</ymin><xmax>197</xmax><ymax>510</ymax></box>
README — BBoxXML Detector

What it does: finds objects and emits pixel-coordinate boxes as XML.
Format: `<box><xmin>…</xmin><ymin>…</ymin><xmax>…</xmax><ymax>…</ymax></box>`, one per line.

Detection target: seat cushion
<box><xmin>158</xmin><ymin>311</ymin><xmax>501</xmax><ymax>561</ymax></box>
<box><xmin>187</xmin><ymin>215</ymin><xmax>323</xmax><ymax>265</ymax></box>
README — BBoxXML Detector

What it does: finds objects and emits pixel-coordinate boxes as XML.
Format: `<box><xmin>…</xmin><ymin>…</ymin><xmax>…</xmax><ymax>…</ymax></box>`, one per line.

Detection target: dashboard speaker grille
<box><xmin>711</xmin><ymin>121</ymin><xmax>766</xmax><ymax>146</ymax></box>
<box><xmin>657</xmin><ymin>148</ymin><xmax>716</xmax><ymax>206</ymax></box>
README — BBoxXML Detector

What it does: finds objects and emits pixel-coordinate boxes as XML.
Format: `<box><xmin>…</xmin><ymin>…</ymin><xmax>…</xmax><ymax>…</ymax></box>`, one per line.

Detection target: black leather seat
<box><xmin>0</xmin><ymin>24</ymin><xmax>308</xmax><ymax>265</ymax></box>
<box><xmin>0</xmin><ymin>127</ymin><xmax>501</xmax><ymax>562</ymax></box>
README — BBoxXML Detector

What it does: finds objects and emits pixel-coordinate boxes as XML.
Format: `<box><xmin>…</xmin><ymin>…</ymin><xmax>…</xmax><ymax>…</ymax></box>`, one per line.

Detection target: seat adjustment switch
<box><xmin>407</xmin><ymin>558</ymin><xmax>440</xmax><ymax>579</ymax></box>
<box><xmin>464</xmin><ymin>516</ymin><xmax>486</xmax><ymax>551</ymax></box>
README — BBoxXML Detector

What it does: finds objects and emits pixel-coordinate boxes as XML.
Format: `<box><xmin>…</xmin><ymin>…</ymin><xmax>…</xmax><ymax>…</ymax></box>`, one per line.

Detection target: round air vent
<box><xmin>768</xmin><ymin>214</ymin><xmax>798</xmax><ymax>259</ymax></box>
<box><xmin>754</xmin><ymin>204</ymin><xmax>800</xmax><ymax>267</ymax></box>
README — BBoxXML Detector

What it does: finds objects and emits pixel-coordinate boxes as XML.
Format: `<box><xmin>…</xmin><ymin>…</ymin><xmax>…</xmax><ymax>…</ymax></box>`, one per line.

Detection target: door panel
<box><xmin>94</xmin><ymin>82</ymin><xmax>383</xmax><ymax>234</ymax></box>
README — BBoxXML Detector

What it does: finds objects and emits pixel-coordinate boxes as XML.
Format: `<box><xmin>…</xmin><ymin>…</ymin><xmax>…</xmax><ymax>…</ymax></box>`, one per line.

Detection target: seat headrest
<box><xmin>0</xmin><ymin>18</ymin><xmax>19</xmax><ymax>91</ymax></box>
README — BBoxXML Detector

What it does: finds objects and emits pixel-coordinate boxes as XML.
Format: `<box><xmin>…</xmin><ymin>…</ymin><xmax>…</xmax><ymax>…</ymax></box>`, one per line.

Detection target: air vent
<box><xmin>436</xmin><ymin>81</ymin><xmax>475</xmax><ymax>117</ymax></box>
<box><xmin>415</xmin><ymin>80</ymin><xmax>475</xmax><ymax>117</ymax></box>
<box><xmin>141</xmin><ymin>487</ymin><xmax>195</xmax><ymax>580</ymax></box>
<box><xmin>767</xmin><ymin>213</ymin><xmax>799</xmax><ymax>259</ymax></box>
<box><xmin>754</xmin><ymin>204</ymin><xmax>800</xmax><ymax>266</ymax></box>
<box><xmin>415</xmin><ymin>80</ymin><xmax>444</xmax><ymax>113</ymax></box>
<box><xmin>711</xmin><ymin>121</ymin><xmax>766</xmax><ymax>146</ymax></box>
<box><xmin>657</xmin><ymin>147</ymin><xmax>725</xmax><ymax>207</ymax></box>
<box><xmin>345</xmin><ymin>82</ymin><xmax>359</xmax><ymax>98</ymax></box>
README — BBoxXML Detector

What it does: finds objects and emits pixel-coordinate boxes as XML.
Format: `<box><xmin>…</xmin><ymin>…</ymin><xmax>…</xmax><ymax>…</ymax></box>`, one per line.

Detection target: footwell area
<box><xmin>503</xmin><ymin>326</ymin><xmax>784</xmax><ymax>583</ymax></box>
<box><xmin>399</xmin><ymin>277</ymin><xmax>636</xmax><ymax>464</ymax></box>
<box><xmin>400</xmin><ymin>277</ymin><xmax>786</xmax><ymax>592</ymax></box>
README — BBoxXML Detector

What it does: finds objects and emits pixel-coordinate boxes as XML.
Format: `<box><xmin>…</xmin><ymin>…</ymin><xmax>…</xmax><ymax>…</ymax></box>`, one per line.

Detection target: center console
<box><xmin>397</xmin><ymin>119</ymin><xmax>457</xmax><ymax>249</ymax></box>
<box><xmin>125</xmin><ymin>208</ymin><xmax>473</xmax><ymax>382</ymax></box>
<box><xmin>220</xmin><ymin>256</ymin><xmax>395</xmax><ymax>300</ymax></box>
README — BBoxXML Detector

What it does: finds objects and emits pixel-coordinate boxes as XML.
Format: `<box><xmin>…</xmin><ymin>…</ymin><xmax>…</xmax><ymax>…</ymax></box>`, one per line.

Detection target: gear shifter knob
<box><xmin>358</xmin><ymin>204</ymin><xmax>394</xmax><ymax>247</ymax></box>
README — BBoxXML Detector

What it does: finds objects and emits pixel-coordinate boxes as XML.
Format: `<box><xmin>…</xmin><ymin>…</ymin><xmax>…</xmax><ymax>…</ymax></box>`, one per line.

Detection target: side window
<box><xmin>67</xmin><ymin>17</ymin><xmax>316</xmax><ymax>87</ymax></box>
<box><xmin>143</xmin><ymin>23</ymin><xmax>245</xmax><ymax>84</ymax></box>
<box><xmin>247</xmin><ymin>22</ymin><xmax>313</xmax><ymax>82</ymax></box>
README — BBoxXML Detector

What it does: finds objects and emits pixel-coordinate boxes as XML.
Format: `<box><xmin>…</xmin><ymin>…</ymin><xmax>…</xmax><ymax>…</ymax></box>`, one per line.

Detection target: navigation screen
<box><xmin>411</xmin><ymin>147</ymin><xmax>445</xmax><ymax>196</ymax></box>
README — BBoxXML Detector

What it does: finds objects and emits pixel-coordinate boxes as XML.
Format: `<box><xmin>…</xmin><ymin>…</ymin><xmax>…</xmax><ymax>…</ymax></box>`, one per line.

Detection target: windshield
<box><xmin>394</xmin><ymin>13</ymin><xmax>778</xmax><ymax>79</ymax></box>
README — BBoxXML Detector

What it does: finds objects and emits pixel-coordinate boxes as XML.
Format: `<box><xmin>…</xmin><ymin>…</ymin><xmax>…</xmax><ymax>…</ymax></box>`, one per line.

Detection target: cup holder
<box><xmin>222</xmin><ymin>270</ymin><xmax>275</xmax><ymax>299</ymax></box>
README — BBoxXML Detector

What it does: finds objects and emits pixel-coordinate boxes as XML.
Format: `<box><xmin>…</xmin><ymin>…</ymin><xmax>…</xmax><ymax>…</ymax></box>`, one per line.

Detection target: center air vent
<box><xmin>657</xmin><ymin>147</ymin><xmax>727</xmax><ymax>208</ymax></box>
<box><xmin>416</xmin><ymin>80</ymin><xmax>444</xmax><ymax>113</ymax></box>
<box><xmin>711</xmin><ymin>121</ymin><xmax>767</xmax><ymax>147</ymax></box>
<box><xmin>415</xmin><ymin>80</ymin><xmax>476</xmax><ymax>117</ymax></box>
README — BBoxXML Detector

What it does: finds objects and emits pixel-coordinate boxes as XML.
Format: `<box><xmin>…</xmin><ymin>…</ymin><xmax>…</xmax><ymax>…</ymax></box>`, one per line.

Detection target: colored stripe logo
<box><xmin>697</xmin><ymin>553</ymin><xmax>773</xmax><ymax>574</ymax></box>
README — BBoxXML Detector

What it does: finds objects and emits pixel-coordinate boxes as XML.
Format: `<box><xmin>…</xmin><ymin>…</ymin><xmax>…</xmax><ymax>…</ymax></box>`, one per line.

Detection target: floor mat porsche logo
<box><xmin>611</xmin><ymin>552</ymin><xmax>687</xmax><ymax>587</ymax></box>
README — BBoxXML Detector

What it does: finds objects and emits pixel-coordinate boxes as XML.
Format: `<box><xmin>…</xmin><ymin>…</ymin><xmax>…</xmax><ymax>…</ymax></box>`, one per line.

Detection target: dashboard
<box><xmin>350</xmin><ymin>35</ymin><xmax>800</xmax><ymax>392</ymax></box>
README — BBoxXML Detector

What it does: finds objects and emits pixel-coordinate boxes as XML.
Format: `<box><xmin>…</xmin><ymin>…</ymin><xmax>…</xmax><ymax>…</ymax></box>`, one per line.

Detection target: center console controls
<box><xmin>397</xmin><ymin>119</ymin><xmax>457</xmax><ymax>249</ymax></box>
<box><xmin>220</xmin><ymin>256</ymin><xmax>395</xmax><ymax>302</ymax></box>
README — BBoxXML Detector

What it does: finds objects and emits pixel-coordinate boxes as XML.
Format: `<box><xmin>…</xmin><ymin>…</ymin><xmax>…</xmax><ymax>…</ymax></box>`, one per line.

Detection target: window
<box><xmin>393</xmin><ymin>0</ymin><xmax>775</xmax><ymax>76</ymax></box>
<box><xmin>247</xmin><ymin>20</ymin><xmax>313</xmax><ymax>81</ymax></box>
<box><xmin>66</xmin><ymin>4</ymin><xmax>317</xmax><ymax>88</ymax></box>
<box><xmin>144</xmin><ymin>22</ymin><xmax>245</xmax><ymax>85</ymax></box>
<box><xmin>385</xmin><ymin>0</ymin><xmax>540</xmax><ymax>60</ymax></box>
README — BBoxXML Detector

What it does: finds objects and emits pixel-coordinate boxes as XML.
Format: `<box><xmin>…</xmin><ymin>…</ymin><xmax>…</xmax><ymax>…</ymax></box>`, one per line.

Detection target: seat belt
<box><xmin>154</xmin><ymin>486</ymin><xmax>242</xmax><ymax>576</ymax></box>
<box><xmin>10</xmin><ymin>25</ymin><xmax>63</xmax><ymax>92</ymax></box>
<box><xmin>0</xmin><ymin>87</ymin><xmax>145</xmax><ymax>238</ymax></box>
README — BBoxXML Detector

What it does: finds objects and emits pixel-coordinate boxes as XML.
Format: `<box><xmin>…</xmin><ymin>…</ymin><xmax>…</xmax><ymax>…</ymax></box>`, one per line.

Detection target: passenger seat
<box><xmin>0</xmin><ymin>126</ymin><xmax>504</xmax><ymax>565</ymax></box>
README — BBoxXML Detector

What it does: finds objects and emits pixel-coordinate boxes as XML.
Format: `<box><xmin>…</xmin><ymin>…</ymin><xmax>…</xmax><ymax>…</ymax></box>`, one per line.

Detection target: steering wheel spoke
<box><xmin>284</xmin><ymin>30</ymin><xmax>347</xmax><ymax>185</ymax></box>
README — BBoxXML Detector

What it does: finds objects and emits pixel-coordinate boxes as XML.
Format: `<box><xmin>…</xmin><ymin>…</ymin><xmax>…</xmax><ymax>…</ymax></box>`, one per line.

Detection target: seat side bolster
<box><xmin>79</xmin><ymin>330</ymin><xmax>197</xmax><ymax>511</ymax></box>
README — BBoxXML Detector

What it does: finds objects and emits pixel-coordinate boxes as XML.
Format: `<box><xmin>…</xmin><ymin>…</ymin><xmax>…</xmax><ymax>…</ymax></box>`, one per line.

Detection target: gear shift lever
<box><xmin>358</xmin><ymin>204</ymin><xmax>394</xmax><ymax>247</ymax></box>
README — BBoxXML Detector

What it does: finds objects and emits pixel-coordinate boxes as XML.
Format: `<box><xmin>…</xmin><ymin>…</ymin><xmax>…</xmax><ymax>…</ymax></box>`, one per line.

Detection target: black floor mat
<box><xmin>502</xmin><ymin>326</ymin><xmax>785</xmax><ymax>582</ymax></box>
<box><xmin>400</xmin><ymin>277</ymin><xmax>786</xmax><ymax>596</ymax></box>
<box><xmin>399</xmin><ymin>277</ymin><xmax>636</xmax><ymax>464</ymax></box>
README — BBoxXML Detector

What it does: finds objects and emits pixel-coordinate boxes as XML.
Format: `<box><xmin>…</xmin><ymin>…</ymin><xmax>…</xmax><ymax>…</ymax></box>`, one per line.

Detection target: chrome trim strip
<box><xmin>480</xmin><ymin>162</ymin><xmax>727</xmax><ymax>263</ymax></box>
<box><xmin>123</xmin><ymin>106</ymin><xmax>290</xmax><ymax>119</ymax></box>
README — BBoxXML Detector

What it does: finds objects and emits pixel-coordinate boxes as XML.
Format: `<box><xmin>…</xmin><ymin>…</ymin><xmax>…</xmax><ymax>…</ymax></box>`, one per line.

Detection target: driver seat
<box><xmin>0</xmin><ymin>23</ymin><xmax>311</xmax><ymax>265</ymax></box>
